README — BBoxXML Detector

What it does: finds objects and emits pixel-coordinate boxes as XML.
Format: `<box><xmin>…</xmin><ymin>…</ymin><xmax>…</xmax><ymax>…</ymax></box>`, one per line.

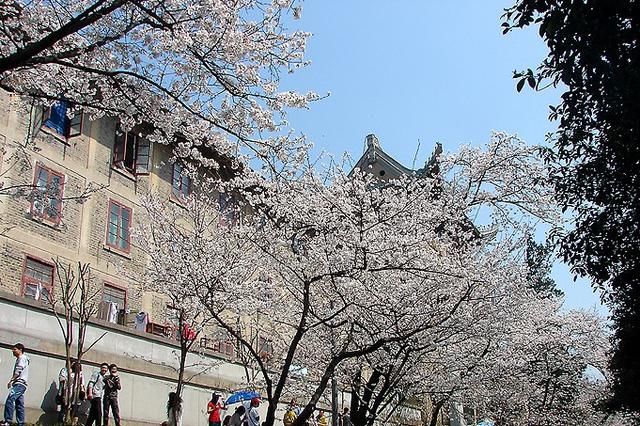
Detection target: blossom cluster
<box><xmin>0</xmin><ymin>0</ymin><xmax>315</xmax><ymax>167</ymax></box>
<box><xmin>132</xmin><ymin>135</ymin><xmax>619</xmax><ymax>425</ymax></box>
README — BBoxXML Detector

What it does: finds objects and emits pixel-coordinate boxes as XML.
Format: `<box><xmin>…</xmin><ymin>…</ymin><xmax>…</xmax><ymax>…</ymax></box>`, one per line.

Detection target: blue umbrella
<box><xmin>226</xmin><ymin>390</ymin><xmax>260</xmax><ymax>405</ymax></box>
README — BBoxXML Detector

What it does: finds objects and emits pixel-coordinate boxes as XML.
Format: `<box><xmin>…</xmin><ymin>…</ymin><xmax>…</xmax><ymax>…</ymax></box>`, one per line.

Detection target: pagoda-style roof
<box><xmin>350</xmin><ymin>134</ymin><xmax>441</xmax><ymax>180</ymax></box>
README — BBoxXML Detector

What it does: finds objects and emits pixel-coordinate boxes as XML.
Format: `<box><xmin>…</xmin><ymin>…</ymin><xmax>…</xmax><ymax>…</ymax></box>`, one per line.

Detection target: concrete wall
<box><xmin>0</xmin><ymin>295</ymin><xmax>266</xmax><ymax>426</ymax></box>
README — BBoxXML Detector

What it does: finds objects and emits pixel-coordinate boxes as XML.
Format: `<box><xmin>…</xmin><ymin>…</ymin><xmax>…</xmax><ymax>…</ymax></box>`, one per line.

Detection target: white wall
<box><xmin>0</xmin><ymin>297</ymin><xmax>265</xmax><ymax>426</ymax></box>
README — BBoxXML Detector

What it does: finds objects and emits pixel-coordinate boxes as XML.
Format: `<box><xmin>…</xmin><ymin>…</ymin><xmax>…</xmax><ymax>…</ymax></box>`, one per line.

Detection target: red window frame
<box><xmin>105</xmin><ymin>199</ymin><xmax>133</xmax><ymax>253</ymax></box>
<box><xmin>214</xmin><ymin>339</ymin><xmax>236</xmax><ymax>357</ymax></box>
<box><xmin>21</xmin><ymin>256</ymin><xmax>55</xmax><ymax>302</ymax></box>
<box><xmin>31</xmin><ymin>163</ymin><xmax>65</xmax><ymax>225</ymax></box>
<box><xmin>171</xmin><ymin>163</ymin><xmax>191</xmax><ymax>200</ymax></box>
<box><xmin>98</xmin><ymin>282</ymin><xmax>128</xmax><ymax>324</ymax></box>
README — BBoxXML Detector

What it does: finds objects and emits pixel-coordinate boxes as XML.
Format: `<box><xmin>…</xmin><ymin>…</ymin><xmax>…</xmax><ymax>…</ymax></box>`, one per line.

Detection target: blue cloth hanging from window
<box><xmin>44</xmin><ymin>101</ymin><xmax>68</xmax><ymax>135</ymax></box>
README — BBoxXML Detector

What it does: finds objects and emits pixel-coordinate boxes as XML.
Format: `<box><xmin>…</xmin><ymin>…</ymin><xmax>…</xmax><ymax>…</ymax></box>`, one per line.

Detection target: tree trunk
<box><xmin>176</xmin><ymin>309</ymin><xmax>187</xmax><ymax>397</ymax></box>
<box><xmin>331</xmin><ymin>375</ymin><xmax>339</xmax><ymax>426</ymax></box>
<box><xmin>429</xmin><ymin>399</ymin><xmax>446</xmax><ymax>426</ymax></box>
<box><xmin>351</xmin><ymin>369</ymin><xmax>382</xmax><ymax>426</ymax></box>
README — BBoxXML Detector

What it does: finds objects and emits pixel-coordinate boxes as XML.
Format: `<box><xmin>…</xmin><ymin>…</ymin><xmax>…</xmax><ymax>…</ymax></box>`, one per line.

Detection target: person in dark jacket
<box><xmin>102</xmin><ymin>364</ymin><xmax>121</xmax><ymax>426</ymax></box>
<box><xmin>229</xmin><ymin>405</ymin><xmax>245</xmax><ymax>426</ymax></box>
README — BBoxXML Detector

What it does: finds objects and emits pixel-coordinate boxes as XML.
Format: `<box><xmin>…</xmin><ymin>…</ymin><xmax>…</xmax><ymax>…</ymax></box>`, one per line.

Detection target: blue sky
<box><xmin>282</xmin><ymin>1</ymin><xmax>606</xmax><ymax>314</ymax></box>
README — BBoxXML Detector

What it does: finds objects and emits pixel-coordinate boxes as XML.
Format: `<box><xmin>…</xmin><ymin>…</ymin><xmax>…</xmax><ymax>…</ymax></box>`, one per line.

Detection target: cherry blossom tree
<box><xmin>335</xmin><ymin>131</ymin><xmax>559</xmax><ymax>426</ymax></box>
<box><xmin>131</xmin><ymin>199</ymin><xmax>218</xmax><ymax>402</ymax></box>
<box><xmin>349</xmin><ymin>278</ymin><xmax>620</xmax><ymax>426</ymax></box>
<box><xmin>0</xmin><ymin>0</ymin><xmax>315</xmax><ymax>166</ymax></box>
<box><xmin>49</xmin><ymin>260</ymin><xmax>106</xmax><ymax>425</ymax></box>
<box><xmin>467</xmin><ymin>305</ymin><xmax>615</xmax><ymax>426</ymax></box>
<box><xmin>340</xmin><ymin>244</ymin><xmax>533</xmax><ymax>426</ymax></box>
<box><xmin>134</xmin><ymin>132</ymin><xmax>563</xmax><ymax>426</ymax></box>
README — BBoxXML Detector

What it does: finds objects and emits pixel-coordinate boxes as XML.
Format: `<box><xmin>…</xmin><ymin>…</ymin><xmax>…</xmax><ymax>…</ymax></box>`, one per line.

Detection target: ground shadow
<box><xmin>36</xmin><ymin>381</ymin><xmax>59</xmax><ymax>425</ymax></box>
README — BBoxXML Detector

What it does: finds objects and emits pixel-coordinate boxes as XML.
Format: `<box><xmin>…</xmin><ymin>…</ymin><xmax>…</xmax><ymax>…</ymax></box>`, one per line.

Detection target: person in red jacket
<box><xmin>207</xmin><ymin>393</ymin><xmax>224</xmax><ymax>426</ymax></box>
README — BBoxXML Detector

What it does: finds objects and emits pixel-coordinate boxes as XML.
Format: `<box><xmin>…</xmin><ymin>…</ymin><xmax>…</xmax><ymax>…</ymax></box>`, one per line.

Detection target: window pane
<box><xmin>135</xmin><ymin>139</ymin><xmax>150</xmax><ymax>173</ymax></box>
<box><xmin>47</xmin><ymin>175</ymin><xmax>62</xmax><ymax>219</ymax></box>
<box><xmin>113</xmin><ymin>133</ymin><xmax>126</xmax><ymax>163</ymax></box>
<box><xmin>124</xmin><ymin>133</ymin><xmax>136</xmax><ymax>171</ymax></box>
<box><xmin>36</xmin><ymin>167</ymin><xmax>49</xmax><ymax>188</ymax></box>
<box><xmin>172</xmin><ymin>164</ymin><xmax>182</xmax><ymax>192</ymax></box>
<box><xmin>50</xmin><ymin>175</ymin><xmax>62</xmax><ymax>190</ymax></box>
<box><xmin>121</xmin><ymin>207</ymin><xmax>130</xmax><ymax>223</ymax></box>
<box><xmin>43</xmin><ymin>101</ymin><xmax>68</xmax><ymax>135</ymax></box>
<box><xmin>120</xmin><ymin>208</ymin><xmax>130</xmax><ymax>250</ymax></box>
<box><xmin>23</xmin><ymin>283</ymin><xmax>39</xmax><ymax>299</ymax></box>
<box><xmin>40</xmin><ymin>286</ymin><xmax>51</xmax><ymax>303</ymax></box>
<box><xmin>181</xmin><ymin>175</ymin><xmax>190</xmax><ymax>197</ymax></box>
<box><xmin>119</xmin><ymin>228</ymin><xmax>129</xmax><ymax>250</ymax></box>
<box><xmin>68</xmin><ymin>113</ymin><xmax>82</xmax><ymax>137</ymax></box>
<box><xmin>107</xmin><ymin>224</ymin><xmax>118</xmax><ymax>245</ymax></box>
<box><xmin>33</xmin><ymin>168</ymin><xmax>48</xmax><ymax>215</ymax></box>
<box><xmin>48</xmin><ymin>198</ymin><xmax>59</xmax><ymax>219</ymax></box>
<box><xmin>25</xmin><ymin>259</ymin><xmax>53</xmax><ymax>283</ymax></box>
<box><xmin>109</xmin><ymin>211</ymin><xmax>119</xmax><ymax>227</ymax></box>
<box><xmin>108</xmin><ymin>204</ymin><xmax>120</xmax><ymax>246</ymax></box>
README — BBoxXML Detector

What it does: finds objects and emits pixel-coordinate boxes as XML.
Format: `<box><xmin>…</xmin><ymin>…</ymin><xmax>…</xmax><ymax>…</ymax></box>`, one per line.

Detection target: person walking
<box><xmin>207</xmin><ymin>393</ymin><xmax>224</xmax><ymax>426</ymax></box>
<box><xmin>86</xmin><ymin>363</ymin><xmax>109</xmax><ymax>426</ymax></box>
<box><xmin>283</xmin><ymin>400</ymin><xmax>298</xmax><ymax>426</ymax></box>
<box><xmin>316</xmin><ymin>410</ymin><xmax>328</xmax><ymax>426</ymax></box>
<box><xmin>245</xmin><ymin>397</ymin><xmax>261</xmax><ymax>426</ymax></box>
<box><xmin>340</xmin><ymin>408</ymin><xmax>352</xmax><ymax>426</ymax></box>
<box><xmin>1</xmin><ymin>343</ymin><xmax>29</xmax><ymax>426</ymax></box>
<box><xmin>102</xmin><ymin>364</ymin><xmax>121</xmax><ymax>426</ymax></box>
<box><xmin>58</xmin><ymin>359</ymin><xmax>86</xmax><ymax>424</ymax></box>
<box><xmin>228</xmin><ymin>406</ymin><xmax>245</xmax><ymax>426</ymax></box>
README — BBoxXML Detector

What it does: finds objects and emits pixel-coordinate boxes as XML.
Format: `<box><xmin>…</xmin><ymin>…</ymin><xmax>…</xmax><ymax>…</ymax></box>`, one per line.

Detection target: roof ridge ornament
<box><xmin>365</xmin><ymin>133</ymin><xmax>380</xmax><ymax>149</ymax></box>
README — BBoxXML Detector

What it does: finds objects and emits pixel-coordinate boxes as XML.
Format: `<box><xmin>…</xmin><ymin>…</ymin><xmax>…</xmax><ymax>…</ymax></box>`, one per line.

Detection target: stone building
<box><xmin>0</xmin><ymin>90</ymin><xmax>257</xmax><ymax>425</ymax></box>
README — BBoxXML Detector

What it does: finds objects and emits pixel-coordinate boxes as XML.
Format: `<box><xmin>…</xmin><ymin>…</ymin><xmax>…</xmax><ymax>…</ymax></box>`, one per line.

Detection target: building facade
<box><xmin>0</xmin><ymin>90</ymin><xmax>258</xmax><ymax>425</ymax></box>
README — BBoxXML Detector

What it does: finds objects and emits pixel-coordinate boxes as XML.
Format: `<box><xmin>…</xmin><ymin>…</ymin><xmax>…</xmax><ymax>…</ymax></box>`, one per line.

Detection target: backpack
<box><xmin>283</xmin><ymin>409</ymin><xmax>297</xmax><ymax>426</ymax></box>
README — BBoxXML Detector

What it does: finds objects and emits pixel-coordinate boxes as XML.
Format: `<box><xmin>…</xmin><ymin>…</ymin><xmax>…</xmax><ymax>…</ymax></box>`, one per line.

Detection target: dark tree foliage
<box><xmin>526</xmin><ymin>238</ymin><xmax>563</xmax><ymax>299</ymax></box>
<box><xmin>503</xmin><ymin>0</ymin><xmax>640</xmax><ymax>414</ymax></box>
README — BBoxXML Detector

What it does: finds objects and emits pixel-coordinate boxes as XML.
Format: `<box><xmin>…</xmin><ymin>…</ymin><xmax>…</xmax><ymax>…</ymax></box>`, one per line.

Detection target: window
<box><xmin>258</xmin><ymin>336</ymin><xmax>273</xmax><ymax>361</ymax></box>
<box><xmin>200</xmin><ymin>329</ymin><xmax>236</xmax><ymax>357</ymax></box>
<box><xmin>97</xmin><ymin>284</ymin><xmax>127</xmax><ymax>324</ymax></box>
<box><xmin>43</xmin><ymin>101</ymin><xmax>82</xmax><ymax>138</ymax></box>
<box><xmin>219</xmin><ymin>193</ymin><xmax>240</xmax><ymax>226</ymax></box>
<box><xmin>31</xmin><ymin>164</ymin><xmax>64</xmax><ymax>224</ymax></box>
<box><xmin>106</xmin><ymin>200</ymin><xmax>132</xmax><ymax>252</ymax></box>
<box><xmin>22</xmin><ymin>257</ymin><xmax>54</xmax><ymax>302</ymax></box>
<box><xmin>172</xmin><ymin>163</ymin><xmax>191</xmax><ymax>199</ymax></box>
<box><xmin>201</xmin><ymin>337</ymin><xmax>235</xmax><ymax>357</ymax></box>
<box><xmin>215</xmin><ymin>340</ymin><xmax>236</xmax><ymax>357</ymax></box>
<box><xmin>103</xmin><ymin>283</ymin><xmax>126</xmax><ymax>308</ymax></box>
<box><xmin>112</xmin><ymin>131</ymin><xmax>150</xmax><ymax>175</ymax></box>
